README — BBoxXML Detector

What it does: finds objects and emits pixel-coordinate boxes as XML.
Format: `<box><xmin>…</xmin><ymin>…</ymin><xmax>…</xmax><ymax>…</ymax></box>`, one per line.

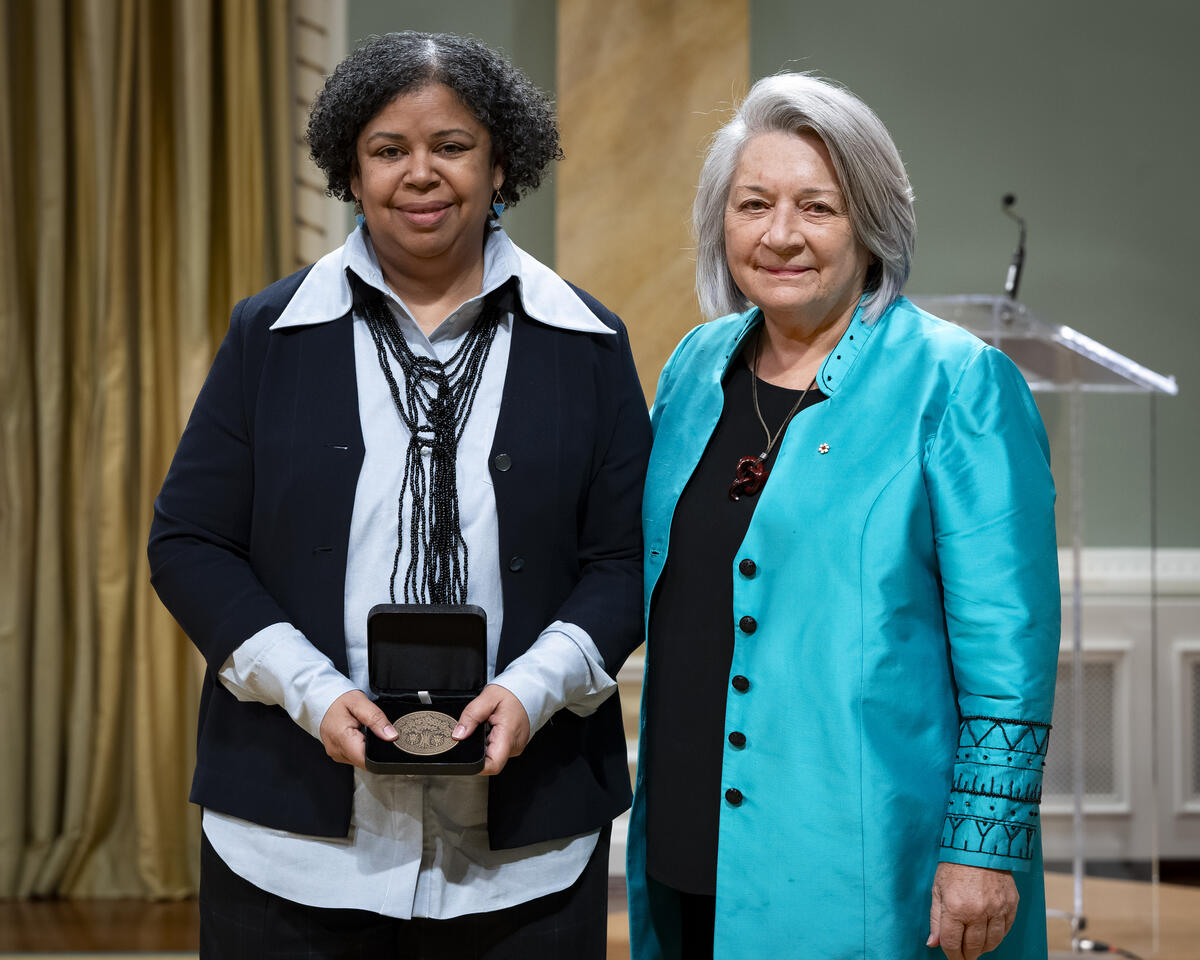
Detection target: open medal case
<box><xmin>364</xmin><ymin>603</ymin><xmax>487</xmax><ymax>775</ymax></box>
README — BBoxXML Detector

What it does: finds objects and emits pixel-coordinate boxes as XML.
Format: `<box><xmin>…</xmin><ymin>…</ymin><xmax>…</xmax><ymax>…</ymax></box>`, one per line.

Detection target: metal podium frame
<box><xmin>912</xmin><ymin>294</ymin><xmax>1179</xmax><ymax>955</ymax></box>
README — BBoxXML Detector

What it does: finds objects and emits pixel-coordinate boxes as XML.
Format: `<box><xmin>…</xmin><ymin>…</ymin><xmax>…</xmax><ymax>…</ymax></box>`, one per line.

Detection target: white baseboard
<box><xmin>1058</xmin><ymin>547</ymin><xmax>1200</xmax><ymax>595</ymax></box>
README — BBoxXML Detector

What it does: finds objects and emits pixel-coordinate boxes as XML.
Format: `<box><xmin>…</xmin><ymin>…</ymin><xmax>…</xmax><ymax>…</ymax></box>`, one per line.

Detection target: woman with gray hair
<box><xmin>627</xmin><ymin>73</ymin><xmax>1059</xmax><ymax>960</ymax></box>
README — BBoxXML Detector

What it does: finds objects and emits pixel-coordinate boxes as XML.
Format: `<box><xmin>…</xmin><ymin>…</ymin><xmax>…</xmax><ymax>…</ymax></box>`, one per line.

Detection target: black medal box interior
<box><xmin>364</xmin><ymin>603</ymin><xmax>487</xmax><ymax>775</ymax></box>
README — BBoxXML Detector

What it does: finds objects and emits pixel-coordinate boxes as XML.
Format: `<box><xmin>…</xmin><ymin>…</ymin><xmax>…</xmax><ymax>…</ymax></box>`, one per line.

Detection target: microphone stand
<box><xmin>1004</xmin><ymin>189</ymin><xmax>1090</xmax><ymax>955</ymax></box>
<box><xmin>1002</xmin><ymin>193</ymin><xmax>1027</xmax><ymax>301</ymax></box>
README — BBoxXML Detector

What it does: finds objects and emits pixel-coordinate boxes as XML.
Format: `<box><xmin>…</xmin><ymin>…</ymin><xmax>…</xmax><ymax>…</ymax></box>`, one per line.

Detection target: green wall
<box><xmin>345</xmin><ymin>0</ymin><xmax>557</xmax><ymax>266</ymax></box>
<box><xmin>752</xmin><ymin>0</ymin><xmax>1198</xmax><ymax>547</ymax></box>
<box><xmin>339</xmin><ymin>1</ymin><xmax>1197</xmax><ymax>546</ymax></box>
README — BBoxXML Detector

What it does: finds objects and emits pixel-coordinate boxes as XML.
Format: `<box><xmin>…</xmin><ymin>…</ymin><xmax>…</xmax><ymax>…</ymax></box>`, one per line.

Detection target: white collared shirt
<box><xmin>202</xmin><ymin>225</ymin><xmax>618</xmax><ymax>919</ymax></box>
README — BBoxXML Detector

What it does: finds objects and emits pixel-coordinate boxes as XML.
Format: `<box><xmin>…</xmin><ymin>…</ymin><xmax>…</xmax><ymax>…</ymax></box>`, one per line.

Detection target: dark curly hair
<box><xmin>306</xmin><ymin>32</ymin><xmax>562</xmax><ymax>211</ymax></box>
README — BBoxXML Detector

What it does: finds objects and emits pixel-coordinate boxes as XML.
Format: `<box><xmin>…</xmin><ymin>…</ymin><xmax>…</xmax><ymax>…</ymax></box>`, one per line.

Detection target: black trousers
<box><xmin>678</xmin><ymin>890</ymin><xmax>716</xmax><ymax>960</ymax></box>
<box><xmin>199</xmin><ymin>826</ymin><xmax>611</xmax><ymax>960</ymax></box>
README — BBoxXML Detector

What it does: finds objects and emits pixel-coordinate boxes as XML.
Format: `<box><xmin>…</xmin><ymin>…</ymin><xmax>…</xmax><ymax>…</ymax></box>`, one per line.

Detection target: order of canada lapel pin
<box><xmin>818</xmin><ymin>443</ymin><xmax>830</xmax><ymax>455</ymax></box>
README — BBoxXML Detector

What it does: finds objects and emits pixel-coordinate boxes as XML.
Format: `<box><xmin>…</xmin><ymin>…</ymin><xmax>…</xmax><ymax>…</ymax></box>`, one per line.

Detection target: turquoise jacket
<box><xmin>628</xmin><ymin>297</ymin><xmax>1059</xmax><ymax>960</ymax></box>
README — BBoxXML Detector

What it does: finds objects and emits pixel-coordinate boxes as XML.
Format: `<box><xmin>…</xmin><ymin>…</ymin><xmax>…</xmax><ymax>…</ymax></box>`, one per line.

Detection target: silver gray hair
<box><xmin>694</xmin><ymin>73</ymin><xmax>915</xmax><ymax>323</ymax></box>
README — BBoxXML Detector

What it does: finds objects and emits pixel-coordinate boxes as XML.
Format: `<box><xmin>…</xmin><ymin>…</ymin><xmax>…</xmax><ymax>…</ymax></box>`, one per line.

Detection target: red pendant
<box><xmin>728</xmin><ymin>455</ymin><xmax>768</xmax><ymax>501</ymax></box>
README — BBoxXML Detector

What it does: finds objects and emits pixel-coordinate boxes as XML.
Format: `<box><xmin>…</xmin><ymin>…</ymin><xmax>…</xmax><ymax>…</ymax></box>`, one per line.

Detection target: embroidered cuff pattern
<box><xmin>940</xmin><ymin>716</ymin><xmax>1051</xmax><ymax>863</ymax></box>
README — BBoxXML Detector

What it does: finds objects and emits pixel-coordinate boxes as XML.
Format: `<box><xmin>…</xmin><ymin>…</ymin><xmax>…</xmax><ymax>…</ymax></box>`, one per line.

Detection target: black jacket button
<box><xmin>739</xmin><ymin>558</ymin><xmax>756</xmax><ymax>577</ymax></box>
<box><xmin>731</xmin><ymin>675</ymin><xmax>749</xmax><ymax>692</ymax></box>
<box><xmin>508</xmin><ymin>556</ymin><xmax>525</xmax><ymax>572</ymax></box>
<box><xmin>493</xmin><ymin>453</ymin><xmax>512</xmax><ymax>472</ymax></box>
<box><xmin>725</xmin><ymin>787</ymin><xmax>743</xmax><ymax>806</ymax></box>
<box><xmin>739</xmin><ymin>616</ymin><xmax>757</xmax><ymax>634</ymax></box>
<box><xmin>728</xmin><ymin>731</ymin><xmax>746</xmax><ymax>748</ymax></box>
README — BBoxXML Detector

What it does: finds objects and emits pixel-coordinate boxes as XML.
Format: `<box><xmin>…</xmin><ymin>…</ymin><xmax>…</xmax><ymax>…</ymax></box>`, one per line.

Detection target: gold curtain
<box><xmin>0</xmin><ymin>0</ymin><xmax>295</xmax><ymax>898</ymax></box>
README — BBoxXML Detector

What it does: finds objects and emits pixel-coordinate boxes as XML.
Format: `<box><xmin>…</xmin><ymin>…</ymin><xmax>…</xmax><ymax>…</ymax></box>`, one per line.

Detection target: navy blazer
<box><xmin>148</xmin><ymin>266</ymin><xmax>650</xmax><ymax>848</ymax></box>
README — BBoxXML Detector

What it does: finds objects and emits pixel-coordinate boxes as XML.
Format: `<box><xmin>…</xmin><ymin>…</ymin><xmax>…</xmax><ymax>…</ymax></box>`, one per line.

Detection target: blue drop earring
<box><xmin>354</xmin><ymin>196</ymin><xmax>365</xmax><ymax>228</ymax></box>
<box><xmin>491</xmin><ymin>187</ymin><xmax>507</xmax><ymax>219</ymax></box>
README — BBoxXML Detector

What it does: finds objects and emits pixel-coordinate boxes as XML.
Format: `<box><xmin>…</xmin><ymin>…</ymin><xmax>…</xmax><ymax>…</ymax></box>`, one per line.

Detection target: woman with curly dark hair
<box><xmin>149</xmin><ymin>31</ymin><xmax>649</xmax><ymax>959</ymax></box>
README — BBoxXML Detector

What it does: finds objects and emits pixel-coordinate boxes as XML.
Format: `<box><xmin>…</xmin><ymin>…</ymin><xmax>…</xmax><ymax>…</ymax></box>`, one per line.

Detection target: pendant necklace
<box><xmin>728</xmin><ymin>327</ymin><xmax>817</xmax><ymax>501</ymax></box>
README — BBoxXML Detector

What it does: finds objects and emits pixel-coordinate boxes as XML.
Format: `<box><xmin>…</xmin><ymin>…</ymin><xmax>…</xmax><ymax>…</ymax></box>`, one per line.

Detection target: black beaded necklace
<box><xmin>353</xmin><ymin>275</ymin><xmax>512</xmax><ymax>604</ymax></box>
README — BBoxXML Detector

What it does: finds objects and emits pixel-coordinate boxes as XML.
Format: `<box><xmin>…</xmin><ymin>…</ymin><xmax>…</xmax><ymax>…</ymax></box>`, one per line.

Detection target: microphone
<box><xmin>1002</xmin><ymin>194</ymin><xmax>1026</xmax><ymax>301</ymax></box>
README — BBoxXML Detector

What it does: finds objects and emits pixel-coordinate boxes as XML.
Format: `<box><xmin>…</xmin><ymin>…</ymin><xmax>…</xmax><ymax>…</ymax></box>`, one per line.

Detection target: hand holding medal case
<box><xmin>364</xmin><ymin>603</ymin><xmax>487</xmax><ymax>775</ymax></box>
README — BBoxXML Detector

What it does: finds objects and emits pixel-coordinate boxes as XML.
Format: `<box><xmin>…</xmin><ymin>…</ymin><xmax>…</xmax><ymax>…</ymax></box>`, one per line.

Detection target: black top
<box><xmin>644</xmin><ymin>357</ymin><xmax>826</xmax><ymax>894</ymax></box>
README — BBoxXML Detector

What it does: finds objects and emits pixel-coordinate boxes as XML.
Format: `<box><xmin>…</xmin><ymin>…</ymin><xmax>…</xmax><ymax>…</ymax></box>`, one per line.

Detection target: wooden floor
<box><xmin>0</xmin><ymin>896</ymin><xmax>198</xmax><ymax>953</ymax></box>
<box><xmin>2</xmin><ymin>873</ymin><xmax>1199</xmax><ymax>958</ymax></box>
<box><xmin>1044</xmin><ymin>872</ymin><xmax>1200</xmax><ymax>959</ymax></box>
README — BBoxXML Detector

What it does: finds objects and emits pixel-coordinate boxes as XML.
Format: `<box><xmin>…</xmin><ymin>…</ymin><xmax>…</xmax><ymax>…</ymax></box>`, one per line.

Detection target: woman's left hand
<box><xmin>454</xmin><ymin>684</ymin><xmax>531</xmax><ymax>776</ymax></box>
<box><xmin>926</xmin><ymin>862</ymin><xmax>1018</xmax><ymax>960</ymax></box>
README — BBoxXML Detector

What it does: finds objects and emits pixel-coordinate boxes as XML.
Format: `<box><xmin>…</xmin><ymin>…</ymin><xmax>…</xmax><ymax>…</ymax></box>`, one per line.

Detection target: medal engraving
<box><xmin>393</xmin><ymin>710</ymin><xmax>459</xmax><ymax>757</ymax></box>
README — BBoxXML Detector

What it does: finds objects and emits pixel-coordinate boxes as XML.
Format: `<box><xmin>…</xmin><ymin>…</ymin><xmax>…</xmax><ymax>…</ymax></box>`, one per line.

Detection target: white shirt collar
<box><xmin>269</xmin><ymin>225</ymin><xmax>613</xmax><ymax>335</ymax></box>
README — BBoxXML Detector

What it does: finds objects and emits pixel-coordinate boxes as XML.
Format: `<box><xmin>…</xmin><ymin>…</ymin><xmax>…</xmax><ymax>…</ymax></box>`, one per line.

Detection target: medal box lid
<box><xmin>366</xmin><ymin>603</ymin><xmax>487</xmax><ymax>697</ymax></box>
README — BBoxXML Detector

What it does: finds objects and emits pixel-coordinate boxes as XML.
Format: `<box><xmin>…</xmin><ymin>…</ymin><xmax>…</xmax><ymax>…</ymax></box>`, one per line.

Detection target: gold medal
<box><xmin>392</xmin><ymin>709</ymin><xmax>458</xmax><ymax>757</ymax></box>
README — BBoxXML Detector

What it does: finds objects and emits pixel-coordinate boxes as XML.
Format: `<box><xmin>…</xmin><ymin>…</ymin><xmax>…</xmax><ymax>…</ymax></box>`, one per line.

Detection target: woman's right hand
<box><xmin>319</xmin><ymin>690</ymin><xmax>397</xmax><ymax>768</ymax></box>
<box><xmin>926</xmin><ymin>862</ymin><xmax>1018</xmax><ymax>960</ymax></box>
